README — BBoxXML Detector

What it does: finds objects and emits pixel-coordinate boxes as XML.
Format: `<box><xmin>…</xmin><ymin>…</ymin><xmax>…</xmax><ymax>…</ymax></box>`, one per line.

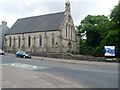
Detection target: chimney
<box><xmin>2</xmin><ymin>20</ymin><xmax>8</xmax><ymax>35</ymax></box>
<box><xmin>2</xmin><ymin>20</ymin><xmax>7</xmax><ymax>30</ymax></box>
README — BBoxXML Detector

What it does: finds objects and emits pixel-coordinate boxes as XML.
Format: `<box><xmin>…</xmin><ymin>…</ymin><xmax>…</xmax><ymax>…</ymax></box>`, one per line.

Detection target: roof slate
<box><xmin>6</xmin><ymin>12</ymin><xmax>65</xmax><ymax>35</ymax></box>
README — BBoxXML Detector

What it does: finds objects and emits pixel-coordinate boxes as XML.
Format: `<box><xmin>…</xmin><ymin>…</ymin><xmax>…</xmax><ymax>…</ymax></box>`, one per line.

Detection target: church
<box><xmin>4</xmin><ymin>1</ymin><xmax>78</xmax><ymax>53</ymax></box>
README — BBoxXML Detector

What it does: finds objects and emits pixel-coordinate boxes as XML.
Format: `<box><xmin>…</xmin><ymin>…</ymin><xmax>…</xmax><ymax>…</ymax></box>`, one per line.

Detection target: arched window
<box><xmin>4</xmin><ymin>37</ymin><xmax>7</xmax><ymax>45</ymax></box>
<box><xmin>66</xmin><ymin>23</ymin><xmax>68</xmax><ymax>38</ymax></box>
<box><xmin>39</xmin><ymin>35</ymin><xmax>42</xmax><ymax>46</ymax></box>
<box><xmin>13</xmin><ymin>37</ymin><xmax>16</xmax><ymax>46</ymax></box>
<box><xmin>68</xmin><ymin>15</ymin><xmax>71</xmax><ymax>23</ymax></box>
<box><xmin>28</xmin><ymin>36</ymin><xmax>31</xmax><ymax>47</ymax></box>
<box><xmin>71</xmin><ymin>26</ymin><xmax>73</xmax><ymax>39</ymax></box>
<box><xmin>9</xmin><ymin>37</ymin><xmax>11</xmax><ymax>47</ymax></box>
<box><xmin>18</xmin><ymin>36</ymin><xmax>20</xmax><ymax>47</ymax></box>
<box><xmin>68</xmin><ymin>24</ymin><xmax>71</xmax><ymax>39</ymax></box>
<box><xmin>52</xmin><ymin>33</ymin><xmax>55</xmax><ymax>46</ymax></box>
<box><xmin>33</xmin><ymin>36</ymin><xmax>36</xmax><ymax>45</ymax></box>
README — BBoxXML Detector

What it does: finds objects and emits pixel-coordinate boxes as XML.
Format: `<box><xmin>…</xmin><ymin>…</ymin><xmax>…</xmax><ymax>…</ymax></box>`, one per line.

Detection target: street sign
<box><xmin>104</xmin><ymin>46</ymin><xmax>115</xmax><ymax>56</ymax></box>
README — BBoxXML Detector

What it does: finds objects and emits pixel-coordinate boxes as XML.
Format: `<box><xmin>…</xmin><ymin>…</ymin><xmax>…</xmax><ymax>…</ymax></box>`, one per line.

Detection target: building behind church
<box><xmin>4</xmin><ymin>1</ymin><xmax>79</xmax><ymax>53</ymax></box>
<box><xmin>0</xmin><ymin>21</ymin><xmax>9</xmax><ymax>49</ymax></box>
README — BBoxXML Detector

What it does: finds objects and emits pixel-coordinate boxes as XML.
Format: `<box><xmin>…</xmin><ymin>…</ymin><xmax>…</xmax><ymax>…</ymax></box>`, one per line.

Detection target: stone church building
<box><xmin>4</xmin><ymin>1</ymin><xmax>78</xmax><ymax>53</ymax></box>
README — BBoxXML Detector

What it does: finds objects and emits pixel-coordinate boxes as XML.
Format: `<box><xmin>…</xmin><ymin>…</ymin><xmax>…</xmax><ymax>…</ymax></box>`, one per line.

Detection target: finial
<box><xmin>65</xmin><ymin>0</ymin><xmax>71</xmax><ymax>12</ymax></box>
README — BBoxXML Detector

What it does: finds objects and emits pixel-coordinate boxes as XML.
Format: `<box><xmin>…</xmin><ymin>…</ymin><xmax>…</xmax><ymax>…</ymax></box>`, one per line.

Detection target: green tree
<box><xmin>110</xmin><ymin>0</ymin><xmax>120</xmax><ymax>26</ymax></box>
<box><xmin>102</xmin><ymin>0</ymin><xmax>120</xmax><ymax>57</ymax></box>
<box><xmin>77</xmin><ymin>1</ymin><xmax>120</xmax><ymax>57</ymax></box>
<box><xmin>110</xmin><ymin>0</ymin><xmax>120</xmax><ymax>57</ymax></box>
<box><xmin>77</xmin><ymin>15</ymin><xmax>110</xmax><ymax>56</ymax></box>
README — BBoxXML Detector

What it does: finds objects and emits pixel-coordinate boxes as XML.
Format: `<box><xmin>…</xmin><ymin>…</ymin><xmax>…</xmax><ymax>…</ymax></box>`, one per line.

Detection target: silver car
<box><xmin>0</xmin><ymin>49</ymin><xmax>4</xmax><ymax>55</ymax></box>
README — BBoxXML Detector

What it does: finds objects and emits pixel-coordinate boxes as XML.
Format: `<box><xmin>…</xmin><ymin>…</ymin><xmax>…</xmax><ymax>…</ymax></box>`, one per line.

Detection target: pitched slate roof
<box><xmin>6</xmin><ymin>12</ymin><xmax>65</xmax><ymax>35</ymax></box>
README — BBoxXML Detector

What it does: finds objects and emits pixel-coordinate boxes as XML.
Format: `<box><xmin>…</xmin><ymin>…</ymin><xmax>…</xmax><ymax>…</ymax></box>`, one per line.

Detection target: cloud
<box><xmin>0</xmin><ymin>0</ymin><xmax>119</xmax><ymax>28</ymax></box>
<box><xmin>71</xmin><ymin>2</ymin><xmax>99</xmax><ymax>25</ymax></box>
<box><xmin>1</xmin><ymin>1</ymin><xmax>46</xmax><ymax>15</ymax></box>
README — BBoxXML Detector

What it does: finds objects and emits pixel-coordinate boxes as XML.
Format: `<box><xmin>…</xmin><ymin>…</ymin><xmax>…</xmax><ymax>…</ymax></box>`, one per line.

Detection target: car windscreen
<box><xmin>22</xmin><ymin>51</ymin><xmax>28</xmax><ymax>54</ymax></box>
<box><xmin>16</xmin><ymin>51</ymin><xmax>21</xmax><ymax>54</ymax></box>
<box><xmin>0</xmin><ymin>49</ymin><xmax>2</xmax><ymax>52</ymax></box>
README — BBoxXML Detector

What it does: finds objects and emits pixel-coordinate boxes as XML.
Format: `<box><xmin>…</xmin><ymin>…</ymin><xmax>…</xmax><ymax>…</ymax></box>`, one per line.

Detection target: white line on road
<box><xmin>47</xmin><ymin>73</ymin><xmax>71</xmax><ymax>83</ymax></box>
<box><xmin>3</xmin><ymin>63</ymin><xmax>48</xmax><ymax>70</ymax></box>
<box><xmin>47</xmin><ymin>73</ymin><xmax>84</xmax><ymax>88</ymax></box>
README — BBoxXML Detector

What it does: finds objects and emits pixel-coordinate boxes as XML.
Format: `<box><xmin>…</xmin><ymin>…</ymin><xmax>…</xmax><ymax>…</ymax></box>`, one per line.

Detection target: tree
<box><xmin>77</xmin><ymin>15</ymin><xmax>110</xmax><ymax>56</ymax></box>
<box><xmin>109</xmin><ymin>0</ymin><xmax>120</xmax><ymax>57</ymax></box>
<box><xmin>77</xmin><ymin>1</ymin><xmax>120</xmax><ymax>57</ymax></box>
<box><xmin>110</xmin><ymin>1</ymin><xmax>120</xmax><ymax>26</ymax></box>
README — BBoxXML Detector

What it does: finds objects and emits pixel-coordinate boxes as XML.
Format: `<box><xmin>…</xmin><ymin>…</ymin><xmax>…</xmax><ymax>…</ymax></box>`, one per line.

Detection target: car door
<box><xmin>20</xmin><ymin>51</ymin><xmax>24</xmax><ymax>57</ymax></box>
<box><xmin>16</xmin><ymin>51</ymin><xmax>20</xmax><ymax>57</ymax></box>
<box><xmin>17</xmin><ymin>51</ymin><xmax>22</xmax><ymax>57</ymax></box>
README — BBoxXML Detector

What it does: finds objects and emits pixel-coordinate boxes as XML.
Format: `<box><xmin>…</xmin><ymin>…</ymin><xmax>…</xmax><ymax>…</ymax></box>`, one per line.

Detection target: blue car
<box><xmin>15</xmin><ymin>50</ymin><xmax>31</xmax><ymax>58</ymax></box>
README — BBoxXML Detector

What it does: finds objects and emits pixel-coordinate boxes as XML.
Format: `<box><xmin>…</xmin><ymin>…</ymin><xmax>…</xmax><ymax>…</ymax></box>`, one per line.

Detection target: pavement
<box><xmin>2</xmin><ymin>65</ymin><xmax>81</xmax><ymax>88</ymax></box>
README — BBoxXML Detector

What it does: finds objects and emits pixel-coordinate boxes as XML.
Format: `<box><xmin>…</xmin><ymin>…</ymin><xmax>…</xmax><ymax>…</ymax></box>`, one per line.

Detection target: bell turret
<box><xmin>65</xmin><ymin>0</ymin><xmax>71</xmax><ymax>13</ymax></box>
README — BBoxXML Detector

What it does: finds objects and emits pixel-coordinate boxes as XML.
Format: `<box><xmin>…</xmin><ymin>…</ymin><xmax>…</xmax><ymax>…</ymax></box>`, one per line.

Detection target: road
<box><xmin>1</xmin><ymin>54</ymin><xmax>118</xmax><ymax>88</ymax></box>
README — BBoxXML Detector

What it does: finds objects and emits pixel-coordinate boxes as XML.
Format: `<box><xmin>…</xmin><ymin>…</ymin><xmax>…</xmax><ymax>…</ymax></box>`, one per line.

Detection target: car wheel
<box><xmin>23</xmin><ymin>56</ymin><xmax>26</xmax><ymax>59</ymax></box>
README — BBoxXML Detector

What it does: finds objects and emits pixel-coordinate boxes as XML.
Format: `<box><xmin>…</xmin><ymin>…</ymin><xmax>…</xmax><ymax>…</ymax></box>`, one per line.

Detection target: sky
<box><xmin>0</xmin><ymin>0</ymin><xmax>119</xmax><ymax>28</ymax></box>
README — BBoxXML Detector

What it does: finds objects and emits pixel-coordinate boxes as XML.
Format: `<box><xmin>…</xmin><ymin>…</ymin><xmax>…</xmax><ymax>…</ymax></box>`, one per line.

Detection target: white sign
<box><xmin>104</xmin><ymin>46</ymin><xmax>115</xmax><ymax>56</ymax></box>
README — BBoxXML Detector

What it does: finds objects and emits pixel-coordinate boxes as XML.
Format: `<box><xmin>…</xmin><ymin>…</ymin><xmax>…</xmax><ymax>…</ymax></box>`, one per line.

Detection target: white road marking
<box><xmin>33</xmin><ymin>66</ymin><xmax>37</xmax><ymax>68</ymax></box>
<box><xmin>47</xmin><ymin>73</ymin><xmax>71</xmax><ymax>83</ymax></box>
<box><xmin>47</xmin><ymin>73</ymin><xmax>83</xmax><ymax>87</ymax></box>
<box><xmin>3</xmin><ymin>63</ymin><xmax>48</xmax><ymax>70</ymax></box>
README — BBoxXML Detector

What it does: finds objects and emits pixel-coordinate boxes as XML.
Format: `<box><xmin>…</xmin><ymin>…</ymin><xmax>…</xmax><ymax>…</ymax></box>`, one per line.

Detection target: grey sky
<box><xmin>0</xmin><ymin>0</ymin><xmax>119</xmax><ymax>28</ymax></box>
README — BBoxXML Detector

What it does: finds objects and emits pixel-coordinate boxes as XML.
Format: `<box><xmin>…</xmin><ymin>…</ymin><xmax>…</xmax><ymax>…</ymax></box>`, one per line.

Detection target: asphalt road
<box><xmin>2</xmin><ymin>54</ymin><xmax>118</xmax><ymax>88</ymax></box>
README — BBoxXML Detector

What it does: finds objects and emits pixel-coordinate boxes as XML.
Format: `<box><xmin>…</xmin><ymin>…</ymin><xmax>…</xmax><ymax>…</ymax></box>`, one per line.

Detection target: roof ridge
<box><xmin>6</xmin><ymin>11</ymin><xmax>65</xmax><ymax>35</ymax></box>
<box><xmin>18</xmin><ymin>11</ymin><xmax>65</xmax><ymax>20</ymax></box>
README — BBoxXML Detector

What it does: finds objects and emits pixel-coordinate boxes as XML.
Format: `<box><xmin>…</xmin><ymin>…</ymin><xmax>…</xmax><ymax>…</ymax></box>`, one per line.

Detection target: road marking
<box><xmin>47</xmin><ymin>73</ymin><xmax>82</xmax><ymax>87</ymax></box>
<box><xmin>2</xmin><ymin>63</ymin><xmax>48</xmax><ymax>70</ymax></box>
<box><xmin>47</xmin><ymin>73</ymin><xmax>70</xmax><ymax>83</ymax></box>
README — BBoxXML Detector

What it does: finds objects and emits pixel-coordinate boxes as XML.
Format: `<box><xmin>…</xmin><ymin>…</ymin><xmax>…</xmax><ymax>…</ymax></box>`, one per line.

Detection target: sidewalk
<box><xmin>6</xmin><ymin>53</ymin><xmax>118</xmax><ymax>66</ymax></box>
<box><xmin>2</xmin><ymin>65</ymin><xmax>81</xmax><ymax>88</ymax></box>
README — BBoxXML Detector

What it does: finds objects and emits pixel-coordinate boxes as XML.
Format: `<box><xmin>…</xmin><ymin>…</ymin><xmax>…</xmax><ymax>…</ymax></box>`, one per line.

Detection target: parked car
<box><xmin>0</xmin><ymin>49</ymin><xmax>4</xmax><ymax>55</ymax></box>
<box><xmin>15</xmin><ymin>50</ymin><xmax>31</xmax><ymax>58</ymax></box>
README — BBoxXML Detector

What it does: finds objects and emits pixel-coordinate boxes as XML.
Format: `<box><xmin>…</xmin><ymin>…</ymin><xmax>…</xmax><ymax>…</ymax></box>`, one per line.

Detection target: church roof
<box><xmin>6</xmin><ymin>12</ymin><xmax>65</xmax><ymax>35</ymax></box>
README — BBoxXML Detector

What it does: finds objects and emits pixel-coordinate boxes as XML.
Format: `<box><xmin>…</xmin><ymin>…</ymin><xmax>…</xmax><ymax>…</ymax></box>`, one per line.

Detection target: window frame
<box><xmin>28</xmin><ymin>36</ymin><xmax>31</xmax><ymax>47</ymax></box>
<box><xmin>9</xmin><ymin>37</ymin><xmax>11</xmax><ymax>47</ymax></box>
<box><xmin>18</xmin><ymin>36</ymin><xmax>20</xmax><ymax>47</ymax></box>
<box><xmin>66</xmin><ymin>23</ymin><xmax>68</xmax><ymax>38</ymax></box>
<box><xmin>39</xmin><ymin>35</ymin><xmax>42</xmax><ymax>46</ymax></box>
<box><xmin>52</xmin><ymin>33</ymin><xmax>55</xmax><ymax>46</ymax></box>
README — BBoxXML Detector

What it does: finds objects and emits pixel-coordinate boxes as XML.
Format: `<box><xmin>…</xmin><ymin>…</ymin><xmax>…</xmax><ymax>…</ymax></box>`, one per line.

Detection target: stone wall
<box><xmin>30</xmin><ymin>52</ymin><xmax>106</xmax><ymax>62</ymax></box>
<box><xmin>5</xmin><ymin>30</ymin><xmax>78</xmax><ymax>53</ymax></box>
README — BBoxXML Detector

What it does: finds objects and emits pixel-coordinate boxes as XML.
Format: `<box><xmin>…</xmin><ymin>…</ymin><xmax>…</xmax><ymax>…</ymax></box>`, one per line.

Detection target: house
<box><xmin>4</xmin><ymin>1</ymin><xmax>78</xmax><ymax>53</ymax></box>
<box><xmin>0</xmin><ymin>21</ymin><xmax>9</xmax><ymax>49</ymax></box>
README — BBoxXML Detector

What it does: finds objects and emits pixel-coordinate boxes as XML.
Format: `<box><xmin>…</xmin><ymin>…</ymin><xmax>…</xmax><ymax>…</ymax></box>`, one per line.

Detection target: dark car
<box><xmin>15</xmin><ymin>50</ymin><xmax>31</xmax><ymax>58</ymax></box>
